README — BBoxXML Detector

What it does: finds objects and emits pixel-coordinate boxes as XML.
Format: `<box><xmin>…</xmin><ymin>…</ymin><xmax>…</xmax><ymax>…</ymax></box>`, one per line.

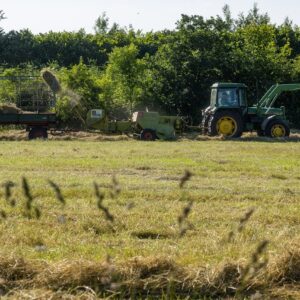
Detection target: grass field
<box><xmin>0</xmin><ymin>135</ymin><xmax>300</xmax><ymax>298</ymax></box>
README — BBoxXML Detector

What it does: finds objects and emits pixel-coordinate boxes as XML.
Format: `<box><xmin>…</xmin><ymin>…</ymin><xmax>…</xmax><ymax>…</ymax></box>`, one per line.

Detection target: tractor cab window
<box><xmin>239</xmin><ymin>88</ymin><xmax>247</xmax><ymax>107</ymax></box>
<box><xmin>91</xmin><ymin>109</ymin><xmax>103</xmax><ymax>119</ymax></box>
<box><xmin>217</xmin><ymin>88</ymin><xmax>239</xmax><ymax>107</ymax></box>
<box><xmin>210</xmin><ymin>88</ymin><xmax>217</xmax><ymax>107</ymax></box>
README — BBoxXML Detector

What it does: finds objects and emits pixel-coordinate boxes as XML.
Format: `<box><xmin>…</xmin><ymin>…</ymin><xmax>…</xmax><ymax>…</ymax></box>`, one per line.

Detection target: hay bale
<box><xmin>41</xmin><ymin>69</ymin><xmax>61</xmax><ymax>94</ymax></box>
<box><xmin>0</xmin><ymin>104</ymin><xmax>23</xmax><ymax>114</ymax></box>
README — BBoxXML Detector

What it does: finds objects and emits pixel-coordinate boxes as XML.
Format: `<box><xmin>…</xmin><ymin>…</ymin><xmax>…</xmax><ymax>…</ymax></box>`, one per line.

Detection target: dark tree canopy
<box><xmin>1</xmin><ymin>5</ymin><xmax>300</xmax><ymax>127</ymax></box>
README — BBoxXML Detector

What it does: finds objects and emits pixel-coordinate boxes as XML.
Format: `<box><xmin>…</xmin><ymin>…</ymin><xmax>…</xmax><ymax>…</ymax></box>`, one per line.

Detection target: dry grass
<box><xmin>268</xmin><ymin>247</ymin><xmax>300</xmax><ymax>284</ymax></box>
<box><xmin>1</xmin><ymin>128</ymin><xmax>300</xmax><ymax>142</ymax></box>
<box><xmin>1</xmin><ymin>250</ymin><xmax>300</xmax><ymax>298</ymax></box>
<box><xmin>0</xmin><ymin>135</ymin><xmax>299</xmax><ymax>297</ymax></box>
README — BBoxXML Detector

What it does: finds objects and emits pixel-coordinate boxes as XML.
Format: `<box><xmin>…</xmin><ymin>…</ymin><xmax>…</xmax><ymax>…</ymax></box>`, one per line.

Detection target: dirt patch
<box><xmin>0</xmin><ymin>130</ymin><xmax>131</xmax><ymax>141</ymax></box>
<box><xmin>1</xmin><ymin>129</ymin><xmax>300</xmax><ymax>142</ymax></box>
<box><xmin>49</xmin><ymin>131</ymin><xmax>131</xmax><ymax>141</ymax></box>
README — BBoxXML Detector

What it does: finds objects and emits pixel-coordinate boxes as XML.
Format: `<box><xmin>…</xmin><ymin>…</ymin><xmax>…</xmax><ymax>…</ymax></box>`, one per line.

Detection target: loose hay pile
<box><xmin>1</xmin><ymin>251</ymin><xmax>299</xmax><ymax>298</ymax></box>
<box><xmin>0</xmin><ymin>104</ymin><xmax>23</xmax><ymax>114</ymax></box>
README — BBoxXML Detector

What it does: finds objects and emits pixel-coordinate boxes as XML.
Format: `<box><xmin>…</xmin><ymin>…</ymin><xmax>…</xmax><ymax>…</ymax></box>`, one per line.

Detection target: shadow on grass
<box><xmin>181</xmin><ymin>132</ymin><xmax>300</xmax><ymax>143</ymax></box>
<box><xmin>131</xmin><ymin>230</ymin><xmax>173</xmax><ymax>240</ymax></box>
<box><xmin>0</xmin><ymin>129</ymin><xmax>300</xmax><ymax>143</ymax></box>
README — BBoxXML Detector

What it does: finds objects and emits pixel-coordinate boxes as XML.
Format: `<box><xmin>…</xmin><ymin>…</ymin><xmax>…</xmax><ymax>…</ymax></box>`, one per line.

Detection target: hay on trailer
<box><xmin>0</xmin><ymin>104</ymin><xmax>23</xmax><ymax>114</ymax></box>
<box><xmin>41</xmin><ymin>69</ymin><xmax>61</xmax><ymax>94</ymax></box>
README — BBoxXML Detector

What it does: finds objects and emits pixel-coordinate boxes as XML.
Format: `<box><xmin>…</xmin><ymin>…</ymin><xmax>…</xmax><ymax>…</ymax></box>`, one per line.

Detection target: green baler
<box><xmin>132</xmin><ymin>111</ymin><xmax>183</xmax><ymax>140</ymax></box>
<box><xmin>86</xmin><ymin>109</ymin><xmax>184</xmax><ymax>140</ymax></box>
<box><xmin>86</xmin><ymin>109</ymin><xmax>132</xmax><ymax>133</ymax></box>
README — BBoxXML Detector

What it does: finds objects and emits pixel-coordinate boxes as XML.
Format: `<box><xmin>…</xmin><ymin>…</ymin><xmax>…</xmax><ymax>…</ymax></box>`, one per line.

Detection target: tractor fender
<box><xmin>261</xmin><ymin>115</ymin><xmax>288</xmax><ymax>131</ymax></box>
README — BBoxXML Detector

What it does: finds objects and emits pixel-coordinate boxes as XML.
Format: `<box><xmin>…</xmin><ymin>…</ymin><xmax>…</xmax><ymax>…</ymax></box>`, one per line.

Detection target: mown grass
<box><xmin>0</xmin><ymin>136</ymin><xmax>300</xmax><ymax>298</ymax></box>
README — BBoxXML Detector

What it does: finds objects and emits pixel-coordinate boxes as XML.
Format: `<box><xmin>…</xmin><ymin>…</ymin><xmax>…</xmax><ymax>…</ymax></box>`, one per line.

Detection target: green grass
<box><xmin>0</xmin><ymin>138</ymin><xmax>300</xmax><ymax>297</ymax></box>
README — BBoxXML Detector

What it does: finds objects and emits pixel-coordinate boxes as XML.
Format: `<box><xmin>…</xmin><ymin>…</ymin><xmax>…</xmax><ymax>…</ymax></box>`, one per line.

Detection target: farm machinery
<box><xmin>87</xmin><ymin>82</ymin><xmax>300</xmax><ymax>140</ymax></box>
<box><xmin>202</xmin><ymin>82</ymin><xmax>300</xmax><ymax>138</ymax></box>
<box><xmin>1</xmin><ymin>71</ymin><xmax>300</xmax><ymax>140</ymax></box>
<box><xmin>0</xmin><ymin>75</ymin><xmax>57</xmax><ymax>139</ymax></box>
<box><xmin>86</xmin><ymin>109</ymin><xmax>184</xmax><ymax>140</ymax></box>
<box><xmin>0</xmin><ymin>73</ymin><xmax>185</xmax><ymax>140</ymax></box>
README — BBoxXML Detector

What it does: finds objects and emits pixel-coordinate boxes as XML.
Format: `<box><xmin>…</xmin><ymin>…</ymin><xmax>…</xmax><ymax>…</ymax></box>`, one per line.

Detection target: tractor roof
<box><xmin>211</xmin><ymin>82</ymin><xmax>247</xmax><ymax>89</ymax></box>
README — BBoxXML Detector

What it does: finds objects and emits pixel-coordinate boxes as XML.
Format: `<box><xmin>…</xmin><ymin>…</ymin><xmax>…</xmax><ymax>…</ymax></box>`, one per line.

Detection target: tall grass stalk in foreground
<box><xmin>110</xmin><ymin>175</ymin><xmax>121</xmax><ymax>199</ymax></box>
<box><xmin>3</xmin><ymin>180</ymin><xmax>16</xmax><ymax>206</ymax></box>
<box><xmin>48</xmin><ymin>180</ymin><xmax>66</xmax><ymax>223</ymax></box>
<box><xmin>94</xmin><ymin>182</ymin><xmax>114</xmax><ymax>223</ymax></box>
<box><xmin>178</xmin><ymin>170</ymin><xmax>194</xmax><ymax>237</ymax></box>
<box><xmin>22</xmin><ymin>177</ymin><xmax>41</xmax><ymax>219</ymax></box>
<box><xmin>48</xmin><ymin>180</ymin><xmax>66</xmax><ymax>206</ymax></box>
<box><xmin>227</xmin><ymin>208</ymin><xmax>255</xmax><ymax>242</ymax></box>
<box><xmin>238</xmin><ymin>240</ymin><xmax>269</xmax><ymax>293</ymax></box>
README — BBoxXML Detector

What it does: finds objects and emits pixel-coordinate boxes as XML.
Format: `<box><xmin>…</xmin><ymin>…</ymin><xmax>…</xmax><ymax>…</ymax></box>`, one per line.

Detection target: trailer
<box><xmin>0</xmin><ymin>112</ymin><xmax>57</xmax><ymax>139</ymax></box>
<box><xmin>0</xmin><ymin>75</ymin><xmax>57</xmax><ymax>139</ymax></box>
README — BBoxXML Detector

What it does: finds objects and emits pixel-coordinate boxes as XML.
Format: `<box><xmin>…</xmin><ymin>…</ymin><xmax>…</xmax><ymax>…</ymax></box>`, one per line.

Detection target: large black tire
<box><xmin>264</xmin><ymin>119</ymin><xmax>290</xmax><ymax>138</ymax></box>
<box><xmin>28</xmin><ymin>127</ymin><xmax>48</xmax><ymax>140</ymax></box>
<box><xmin>208</xmin><ymin>110</ymin><xmax>243</xmax><ymax>138</ymax></box>
<box><xmin>140</xmin><ymin>129</ymin><xmax>157</xmax><ymax>141</ymax></box>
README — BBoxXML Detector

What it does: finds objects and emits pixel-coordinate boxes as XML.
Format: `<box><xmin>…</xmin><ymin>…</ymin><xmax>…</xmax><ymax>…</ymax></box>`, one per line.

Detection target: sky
<box><xmin>1</xmin><ymin>0</ymin><xmax>300</xmax><ymax>34</ymax></box>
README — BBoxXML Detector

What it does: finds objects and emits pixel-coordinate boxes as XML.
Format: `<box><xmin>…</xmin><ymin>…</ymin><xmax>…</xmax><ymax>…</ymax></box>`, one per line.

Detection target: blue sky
<box><xmin>1</xmin><ymin>0</ymin><xmax>299</xmax><ymax>33</ymax></box>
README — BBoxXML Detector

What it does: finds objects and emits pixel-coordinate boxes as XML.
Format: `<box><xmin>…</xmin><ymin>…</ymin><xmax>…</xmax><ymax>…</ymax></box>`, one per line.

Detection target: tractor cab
<box><xmin>201</xmin><ymin>82</ymin><xmax>248</xmax><ymax>137</ymax></box>
<box><xmin>210</xmin><ymin>83</ymin><xmax>247</xmax><ymax>109</ymax></box>
<box><xmin>202</xmin><ymin>82</ymin><xmax>300</xmax><ymax>138</ymax></box>
<box><xmin>86</xmin><ymin>109</ymin><xmax>106</xmax><ymax>128</ymax></box>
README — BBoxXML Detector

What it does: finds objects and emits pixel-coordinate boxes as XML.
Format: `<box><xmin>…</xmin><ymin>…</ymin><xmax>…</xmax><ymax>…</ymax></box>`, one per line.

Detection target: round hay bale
<box><xmin>41</xmin><ymin>69</ymin><xmax>61</xmax><ymax>94</ymax></box>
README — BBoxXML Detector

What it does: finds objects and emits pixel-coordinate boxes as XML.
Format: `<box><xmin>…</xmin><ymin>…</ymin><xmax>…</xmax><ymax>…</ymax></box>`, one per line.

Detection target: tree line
<box><xmin>1</xmin><ymin>5</ymin><xmax>300</xmax><ymax>127</ymax></box>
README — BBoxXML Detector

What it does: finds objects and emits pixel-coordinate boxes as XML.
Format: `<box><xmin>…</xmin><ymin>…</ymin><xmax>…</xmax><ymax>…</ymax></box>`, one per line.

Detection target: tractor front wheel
<box><xmin>140</xmin><ymin>129</ymin><xmax>157</xmax><ymax>141</ymax></box>
<box><xmin>265</xmin><ymin>120</ymin><xmax>290</xmax><ymax>138</ymax></box>
<box><xmin>208</xmin><ymin>111</ymin><xmax>243</xmax><ymax>138</ymax></box>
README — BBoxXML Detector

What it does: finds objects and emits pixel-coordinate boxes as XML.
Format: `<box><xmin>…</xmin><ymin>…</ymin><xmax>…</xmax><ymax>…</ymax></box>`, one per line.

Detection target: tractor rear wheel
<box><xmin>265</xmin><ymin>119</ymin><xmax>290</xmax><ymax>138</ymax></box>
<box><xmin>28</xmin><ymin>127</ymin><xmax>48</xmax><ymax>140</ymax></box>
<box><xmin>208</xmin><ymin>111</ymin><xmax>243</xmax><ymax>138</ymax></box>
<box><xmin>140</xmin><ymin>129</ymin><xmax>157</xmax><ymax>141</ymax></box>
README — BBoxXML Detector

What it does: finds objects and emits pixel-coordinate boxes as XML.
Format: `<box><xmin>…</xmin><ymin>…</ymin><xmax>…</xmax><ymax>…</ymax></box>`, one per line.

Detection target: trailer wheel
<box><xmin>140</xmin><ymin>129</ymin><xmax>156</xmax><ymax>141</ymax></box>
<box><xmin>28</xmin><ymin>128</ymin><xmax>48</xmax><ymax>140</ymax></box>
<box><xmin>208</xmin><ymin>111</ymin><xmax>243</xmax><ymax>138</ymax></box>
<box><xmin>265</xmin><ymin>119</ymin><xmax>290</xmax><ymax>138</ymax></box>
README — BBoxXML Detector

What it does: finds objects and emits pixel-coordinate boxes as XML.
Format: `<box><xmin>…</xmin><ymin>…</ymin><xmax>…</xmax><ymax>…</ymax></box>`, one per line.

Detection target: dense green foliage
<box><xmin>1</xmin><ymin>5</ymin><xmax>300</xmax><ymax>127</ymax></box>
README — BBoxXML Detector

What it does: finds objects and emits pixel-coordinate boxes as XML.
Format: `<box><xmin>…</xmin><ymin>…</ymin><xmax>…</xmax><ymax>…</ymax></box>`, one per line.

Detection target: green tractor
<box><xmin>202</xmin><ymin>82</ymin><xmax>300</xmax><ymax>138</ymax></box>
<box><xmin>86</xmin><ymin>109</ymin><xmax>184</xmax><ymax>140</ymax></box>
